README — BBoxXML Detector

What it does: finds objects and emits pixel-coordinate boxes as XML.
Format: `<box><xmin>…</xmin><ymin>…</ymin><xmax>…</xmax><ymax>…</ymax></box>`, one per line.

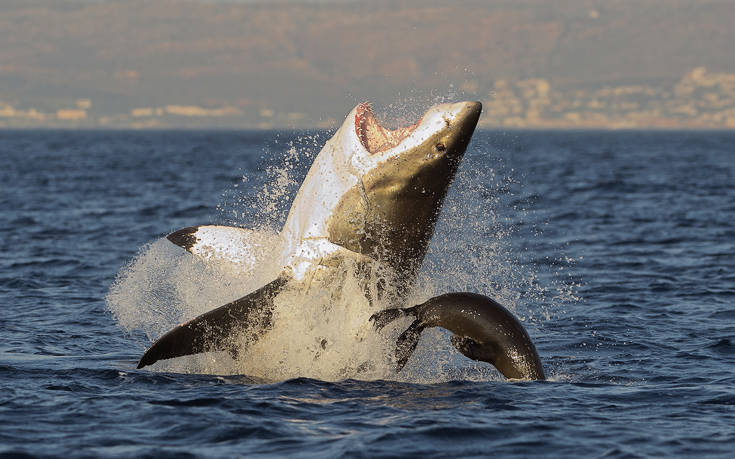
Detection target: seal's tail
<box><xmin>395</xmin><ymin>320</ymin><xmax>425</xmax><ymax>371</ymax></box>
<box><xmin>369</xmin><ymin>306</ymin><xmax>424</xmax><ymax>371</ymax></box>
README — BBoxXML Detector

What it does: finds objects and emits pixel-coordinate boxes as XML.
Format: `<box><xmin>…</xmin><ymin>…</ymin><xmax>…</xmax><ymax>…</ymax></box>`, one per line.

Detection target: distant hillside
<box><xmin>1</xmin><ymin>0</ymin><xmax>734</xmax><ymax>128</ymax></box>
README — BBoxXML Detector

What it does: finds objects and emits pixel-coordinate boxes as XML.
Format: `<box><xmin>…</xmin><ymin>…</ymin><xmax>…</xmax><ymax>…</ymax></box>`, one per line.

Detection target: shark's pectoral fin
<box><xmin>167</xmin><ymin>225</ymin><xmax>281</xmax><ymax>268</ymax></box>
<box><xmin>167</xmin><ymin>226</ymin><xmax>200</xmax><ymax>252</ymax></box>
<box><xmin>137</xmin><ymin>276</ymin><xmax>289</xmax><ymax>369</ymax></box>
<box><xmin>395</xmin><ymin>319</ymin><xmax>425</xmax><ymax>371</ymax></box>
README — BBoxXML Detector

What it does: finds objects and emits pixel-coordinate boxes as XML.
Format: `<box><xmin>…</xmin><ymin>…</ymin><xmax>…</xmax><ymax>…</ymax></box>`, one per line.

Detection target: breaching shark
<box><xmin>134</xmin><ymin>100</ymin><xmax>543</xmax><ymax>380</ymax></box>
<box><xmin>137</xmin><ymin>100</ymin><xmax>481</xmax><ymax>368</ymax></box>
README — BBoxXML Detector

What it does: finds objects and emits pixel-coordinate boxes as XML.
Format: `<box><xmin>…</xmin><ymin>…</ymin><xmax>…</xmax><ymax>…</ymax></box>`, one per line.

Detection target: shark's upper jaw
<box><xmin>347</xmin><ymin>101</ymin><xmax>483</xmax><ymax>175</ymax></box>
<box><xmin>355</xmin><ymin>103</ymin><xmax>423</xmax><ymax>155</ymax></box>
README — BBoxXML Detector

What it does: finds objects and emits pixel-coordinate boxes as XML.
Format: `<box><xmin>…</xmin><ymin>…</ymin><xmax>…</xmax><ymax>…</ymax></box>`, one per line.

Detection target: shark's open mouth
<box><xmin>355</xmin><ymin>103</ymin><xmax>422</xmax><ymax>154</ymax></box>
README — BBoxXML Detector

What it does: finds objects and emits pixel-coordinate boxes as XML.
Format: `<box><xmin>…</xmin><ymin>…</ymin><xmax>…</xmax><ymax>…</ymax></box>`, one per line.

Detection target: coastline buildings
<box><xmin>1</xmin><ymin>68</ymin><xmax>734</xmax><ymax>130</ymax></box>
<box><xmin>480</xmin><ymin>67</ymin><xmax>735</xmax><ymax>129</ymax></box>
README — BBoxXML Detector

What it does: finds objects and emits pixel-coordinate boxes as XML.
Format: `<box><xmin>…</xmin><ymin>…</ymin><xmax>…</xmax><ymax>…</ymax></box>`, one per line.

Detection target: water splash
<box><xmin>106</xmin><ymin>103</ymin><xmax>575</xmax><ymax>382</ymax></box>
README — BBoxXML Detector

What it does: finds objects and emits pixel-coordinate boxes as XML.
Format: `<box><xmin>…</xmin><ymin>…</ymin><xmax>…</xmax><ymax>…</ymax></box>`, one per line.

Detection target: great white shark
<box><xmin>137</xmin><ymin>101</ymin><xmax>487</xmax><ymax>369</ymax></box>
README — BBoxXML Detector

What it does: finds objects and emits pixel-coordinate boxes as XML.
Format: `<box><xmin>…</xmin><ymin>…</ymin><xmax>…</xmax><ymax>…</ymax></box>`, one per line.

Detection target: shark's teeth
<box><xmin>355</xmin><ymin>102</ymin><xmax>422</xmax><ymax>154</ymax></box>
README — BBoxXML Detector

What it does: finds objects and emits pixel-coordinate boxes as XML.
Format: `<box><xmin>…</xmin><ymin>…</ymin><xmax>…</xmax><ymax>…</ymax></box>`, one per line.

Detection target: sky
<box><xmin>1</xmin><ymin>0</ymin><xmax>734</xmax><ymax>128</ymax></box>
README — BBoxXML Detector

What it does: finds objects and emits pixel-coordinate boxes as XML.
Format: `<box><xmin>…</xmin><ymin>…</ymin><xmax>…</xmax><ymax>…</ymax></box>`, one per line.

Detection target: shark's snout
<box><xmin>436</xmin><ymin>101</ymin><xmax>482</xmax><ymax>160</ymax></box>
<box><xmin>457</xmin><ymin>101</ymin><xmax>482</xmax><ymax>133</ymax></box>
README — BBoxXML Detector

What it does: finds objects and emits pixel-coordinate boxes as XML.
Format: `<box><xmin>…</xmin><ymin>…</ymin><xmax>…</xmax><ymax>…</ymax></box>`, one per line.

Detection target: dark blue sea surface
<box><xmin>1</xmin><ymin>129</ymin><xmax>734</xmax><ymax>457</ymax></box>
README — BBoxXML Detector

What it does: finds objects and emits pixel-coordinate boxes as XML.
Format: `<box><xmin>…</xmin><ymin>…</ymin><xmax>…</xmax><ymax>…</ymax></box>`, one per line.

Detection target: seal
<box><xmin>370</xmin><ymin>292</ymin><xmax>545</xmax><ymax>380</ymax></box>
<box><xmin>137</xmin><ymin>101</ymin><xmax>482</xmax><ymax>369</ymax></box>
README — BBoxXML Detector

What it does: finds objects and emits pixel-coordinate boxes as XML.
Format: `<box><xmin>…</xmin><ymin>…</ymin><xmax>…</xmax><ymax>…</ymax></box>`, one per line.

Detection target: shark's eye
<box><xmin>435</xmin><ymin>143</ymin><xmax>446</xmax><ymax>152</ymax></box>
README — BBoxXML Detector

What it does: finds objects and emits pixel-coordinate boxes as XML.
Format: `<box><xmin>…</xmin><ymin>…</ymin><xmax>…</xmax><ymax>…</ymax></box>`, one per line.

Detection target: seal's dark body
<box><xmin>371</xmin><ymin>292</ymin><xmax>545</xmax><ymax>380</ymax></box>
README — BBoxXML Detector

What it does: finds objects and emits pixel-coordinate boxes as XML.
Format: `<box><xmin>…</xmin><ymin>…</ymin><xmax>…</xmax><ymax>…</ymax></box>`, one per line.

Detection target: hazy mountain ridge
<box><xmin>1</xmin><ymin>0</ymin><xmax>733</xmax><ymax>128</ymax></box>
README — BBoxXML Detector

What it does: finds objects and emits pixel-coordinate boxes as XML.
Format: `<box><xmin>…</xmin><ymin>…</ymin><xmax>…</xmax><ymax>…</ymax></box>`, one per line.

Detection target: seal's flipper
<box><xmin>450</xmin><ymin>335</ymin><xmax>497</xmax><ymax>364</ymax></box>
<box><xmin>369</xmin><ymin>308</ymin><xmax>409</xmax><ymax>331</ymax></box>
<box><xmin>395</xmin><ymin>319</ymin><xmax>425</xmax><ymax>371</ymax></box>
<box><xmin>137</xmin><ymin>276</ymin><xmax>289</xmax><ymax>369</ymax></box>
<box><xmin>167</xmin><ymin>225</ymin><xmax>281</xmax><ymax>267</ymax></box>
<box><xmin>369</xmin><ymin>304</ymin><xmax>421</xmax><ymax>331</ymax></box>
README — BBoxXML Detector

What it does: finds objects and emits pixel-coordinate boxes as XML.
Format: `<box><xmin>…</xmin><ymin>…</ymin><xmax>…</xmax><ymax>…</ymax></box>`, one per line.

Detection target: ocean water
<box><xmin>1</xmin><ymin>128</ymin><xmax>733</xmax><ymax>457</ymax></box>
